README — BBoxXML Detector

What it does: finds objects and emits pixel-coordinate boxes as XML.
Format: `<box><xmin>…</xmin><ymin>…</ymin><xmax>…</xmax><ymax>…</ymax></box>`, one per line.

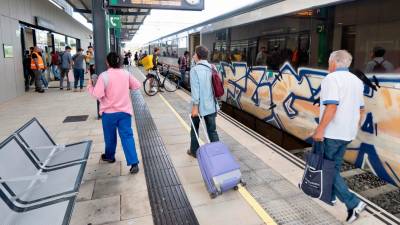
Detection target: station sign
<box><xmin>108</xmin><ymin>0</ymin><xmax>204</xmax><ymax>11</ymax></box>
<box><xmin>109</xmin><ymin>15</ymin><xmax>122</xmax><ymax>29</ymax></box>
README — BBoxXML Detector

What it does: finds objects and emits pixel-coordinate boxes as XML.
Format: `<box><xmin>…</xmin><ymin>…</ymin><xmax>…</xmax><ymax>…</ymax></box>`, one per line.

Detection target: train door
<box><xmin>247</xmin><ymin>40</ymin><xmax>257</xmax><ymax>66</ymax></box>
<box><xmin>189</xmin><ymin>32</ymin><xmax>200</xmax><ymax>57</ymax></box>
<box><xmin>341</xmin><ymin>25</ymin><xmax>356</xmax><ymax>61</ymax></box>
<box><xmin>20</xmin><ymin>26</ymin><xmax>35</xmax><ymax>88</ymax></box>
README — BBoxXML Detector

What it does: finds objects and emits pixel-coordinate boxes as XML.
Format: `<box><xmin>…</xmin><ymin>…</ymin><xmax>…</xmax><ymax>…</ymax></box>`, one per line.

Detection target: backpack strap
<box><xmin>197</xmin><ymin>63</ymin><xmax>211</xmax><ymax>70</ymax></box>
<box><xmin>103</xmin><ymin>69</ymin><xmax>131</xmax><ymax>89</ymax></box>
<box><xmin>102</xmin><ymin>71</ymin><xmax>109</xmax><ymax>89</ymax></box>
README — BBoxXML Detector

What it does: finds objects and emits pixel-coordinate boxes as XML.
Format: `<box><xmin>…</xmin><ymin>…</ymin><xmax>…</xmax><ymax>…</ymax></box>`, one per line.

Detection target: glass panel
<box><xmin>333</xmin><ymin>0</ymin><xmax>400</xmax><ymax>74</ymax></box>
<box><xmin>36</xmin><ymin>29</ymin><xmax>49</xmax><ymax>50</ymax></box>
<box><xmin>178</xmin><ymin>37</ymin><xmax>187</xmax><ymax>57</ymax></box>
<box><xmin>53</xmin><ymin>33</ymin><xmax>66</xmax><ymax>53</ymax></box>
<box><xmin>211</xmin><ymin>29</ymin><xmax>228</xmax><ymax>63</ymax></box>
<box><xmin>67</xmin><ymin>37</ymin><xmax>77</xmax><ymax>55</ymax></box>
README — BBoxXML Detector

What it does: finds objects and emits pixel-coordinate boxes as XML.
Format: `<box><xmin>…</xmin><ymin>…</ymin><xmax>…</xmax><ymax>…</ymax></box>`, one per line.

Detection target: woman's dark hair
<box><xmin>106</xmin><ymin>52</ymin><xmax>122</xmax><ymax>68</ymax></box>
<box><xmin>195</xmin><ymin>45</ymin><xmax>208</xmax><ymax>60</ymax></box>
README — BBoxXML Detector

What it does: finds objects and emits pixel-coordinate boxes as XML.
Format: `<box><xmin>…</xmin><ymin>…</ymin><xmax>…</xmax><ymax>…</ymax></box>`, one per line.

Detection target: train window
<box><xmin>249</xmin><ymin>0</ymin><xmax>400</xmax><ymax>73</ymax></box>
<box><xmin>166</xmin><ymin>40</ymin><xmax>172</xmax><ymax>57</ymax></box>
<box><xmin>332</xmin><ymin>0</ymin><xmax>400</xmax><ymax>74</ymax></box>
<box><xmin>211</xmin><ymin>29</ymin><xmax>229</xmax><ymax>62</ymax></box>
<box><xmin>178</xmin><ymin>37</ymin><xmax>187</xmax><ymax>57</ymax></box>
<box><xmin>255</xmin><ymin>34</ymin><xmax>310</xmax><ymax>70</ymax></box>
<box><xmin>161</xmin><ymin>41</ymin><xmax>167</xmax><ymax>57</ymax></box>
<box><xmin>212</xmin><ymin>41</ymin><xmax>228</xmax><ymax>62</ymax></box>
<box><xmin>230</xmin><ymin>40</ymin><xmax>248</xmax><ymax>63</ymax></box>
<box><xmin>171</xmin><ymin>39</ymin><xmax>178</xmax><ymax>58</ymax></box>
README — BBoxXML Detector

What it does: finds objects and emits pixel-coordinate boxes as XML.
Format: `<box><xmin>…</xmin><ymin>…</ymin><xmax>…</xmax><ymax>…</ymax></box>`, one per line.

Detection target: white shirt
<box><xmin>320</xmin><ymin>68</ymin><xmax>365</xmax><ymax>141</ymax></box>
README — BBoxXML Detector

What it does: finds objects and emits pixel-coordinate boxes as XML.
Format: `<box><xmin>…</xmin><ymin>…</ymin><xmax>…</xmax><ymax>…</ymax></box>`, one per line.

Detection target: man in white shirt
<box><xmin>313</xmin><ymin>50</ymin><xmax>366</xmax><ymax>223</ymax></box>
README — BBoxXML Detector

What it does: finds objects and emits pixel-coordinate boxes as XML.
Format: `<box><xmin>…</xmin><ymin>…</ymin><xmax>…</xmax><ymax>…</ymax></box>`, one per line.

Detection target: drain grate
<box><xmin>63</xmin><ymin>115</ymin><xmax>89</xmax><ymax>123</ymax></box>
<box><xmin>131</xmin><ymin>91</ymin><xmax>199</xmax><ymax>225</ymax></box>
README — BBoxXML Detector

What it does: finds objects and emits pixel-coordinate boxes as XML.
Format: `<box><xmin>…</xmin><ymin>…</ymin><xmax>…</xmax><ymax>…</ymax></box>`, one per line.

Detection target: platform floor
<box><xmin>0</xmin><ymin>66</ymin><xmax>392</xmax><ymax>225</ymax></box>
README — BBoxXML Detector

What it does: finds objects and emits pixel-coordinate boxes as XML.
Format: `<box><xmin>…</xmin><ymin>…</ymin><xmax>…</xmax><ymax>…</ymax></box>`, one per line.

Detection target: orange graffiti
<box><xmin>378</xmin><ymin>117</ymin><xmax>400</xmax><ymax>138</ymax></box>
<box><xmin>293</xmin><ymin>100</ymin><xmax>319</xmax><ymax>117</ymax></box>
<box><xmin>381</xmin><ymin>89</ymin><xmax>392</xmax><ymax>109</ymax></box>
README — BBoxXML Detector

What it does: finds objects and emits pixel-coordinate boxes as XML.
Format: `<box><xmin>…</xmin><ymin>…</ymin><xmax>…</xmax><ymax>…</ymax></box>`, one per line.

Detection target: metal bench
<box><xmin>0</xmin><ymin>119</ymin><xmax>92</xmax><ymax>225</ymax></box>
<box><xmin>14</xmin><ymin>118</ymin><xmax>91</xmax><ymax>169</ymax></box>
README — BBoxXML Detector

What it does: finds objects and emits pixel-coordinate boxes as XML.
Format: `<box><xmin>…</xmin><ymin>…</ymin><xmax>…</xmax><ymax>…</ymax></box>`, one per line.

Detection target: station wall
<box><xmin>0</xmin><ymin>0</ymin><xmax>92</xmax><ymax>103</ymax></box>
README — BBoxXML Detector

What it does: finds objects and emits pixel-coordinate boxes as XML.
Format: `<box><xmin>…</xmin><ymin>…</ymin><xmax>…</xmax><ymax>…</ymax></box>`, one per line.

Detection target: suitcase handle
<box><xmin>189</xmin><ymin>114</ymin><xmax>210</xmax><ymax>145</ymax></box>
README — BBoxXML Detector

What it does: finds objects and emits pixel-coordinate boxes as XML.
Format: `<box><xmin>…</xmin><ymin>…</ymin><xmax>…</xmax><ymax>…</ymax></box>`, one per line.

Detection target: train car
<box><xmin>143</xmin><ymin>0</ymin><xmax>400</xmax><ymax>187</ymax></box>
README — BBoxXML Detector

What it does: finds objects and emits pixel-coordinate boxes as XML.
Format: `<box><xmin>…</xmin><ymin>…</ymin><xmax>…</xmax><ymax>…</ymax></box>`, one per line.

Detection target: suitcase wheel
<box><xmin>240</xmin><ymin>180</ymin><xmax>247</xmax><ymax>187</ymax></box>
<box><xmin>234</xmin><ymin>186</ymin><xmax>239</xmax><ymax>191</ymax></box>
<box><xmin>210</xmin><ymin>192</ymin><xmax>218</xmax><ymax>199</ymax></box>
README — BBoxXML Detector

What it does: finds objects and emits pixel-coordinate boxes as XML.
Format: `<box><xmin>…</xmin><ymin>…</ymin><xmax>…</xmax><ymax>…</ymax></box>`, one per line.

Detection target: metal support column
<box><xmin>116</xmin><ymin>36</ymin><xmax>121</xmax><ymax>55</ymax></box>
<box><xmin>92</xmin><ymin>0</ymin><xmax>108</xmax><ymax>119</ymax></box>
<box><xmin>92</xmin><ymin>0</ymin><xmax>107</xmax><ymax>75</ymax></box>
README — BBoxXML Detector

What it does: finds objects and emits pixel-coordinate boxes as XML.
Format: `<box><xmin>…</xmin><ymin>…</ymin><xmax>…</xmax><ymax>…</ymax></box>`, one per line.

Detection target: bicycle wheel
<box><xmin>163</xmin><ymin>74</ymin><xmax>178</xmax><ymax>92</ymax></box>
<box><xmin>143</xmin><ymin>76</ymin><xmax>159</xmax><ymax>96</ymax></box>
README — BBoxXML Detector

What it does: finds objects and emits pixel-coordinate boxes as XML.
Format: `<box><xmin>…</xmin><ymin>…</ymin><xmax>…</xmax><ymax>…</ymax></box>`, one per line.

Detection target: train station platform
<box><xmin>0</xmin><ymin>66</ymin><xmax>398</xmax><ymax>225</ymax></box>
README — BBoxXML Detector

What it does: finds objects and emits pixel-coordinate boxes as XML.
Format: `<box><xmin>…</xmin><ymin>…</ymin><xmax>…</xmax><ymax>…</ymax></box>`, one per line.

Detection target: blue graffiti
<box><xmin>353</xmin><ymin>143</ymin><xmax>395</xmax><ymax>185</ymax></box>
<box><xmin>361</xmin><ymin>112</ymin><xmax>375</xmax><ymax>134</ymax></box>
<box><xmin>220</xmin><ymin>61</ymin><xmax>400</xmax><ymax>186</ymax></box>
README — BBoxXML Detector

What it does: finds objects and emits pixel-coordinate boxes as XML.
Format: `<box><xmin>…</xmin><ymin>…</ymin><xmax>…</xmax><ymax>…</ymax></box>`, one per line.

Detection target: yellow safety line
<box><xmin>158</xmin><ymin>94</ymin><xmax>204</xmax><ymax>145</ymax></box>
<box><xmin>238</xmin><ymin>185</ymin><xmax>277</xmax><ymax>225</ymax></box>
<box><xmin>158</xmin><ymin>93</ymin><xmax>277</xmax><ymax>225</ymax></box>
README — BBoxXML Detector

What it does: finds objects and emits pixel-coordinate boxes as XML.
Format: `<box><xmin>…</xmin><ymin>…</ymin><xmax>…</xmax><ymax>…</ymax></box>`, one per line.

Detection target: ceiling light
<box><xmin>49</xmin><ymin>0</ymin><xmax>64</xmax><ymax>10</ymax></box>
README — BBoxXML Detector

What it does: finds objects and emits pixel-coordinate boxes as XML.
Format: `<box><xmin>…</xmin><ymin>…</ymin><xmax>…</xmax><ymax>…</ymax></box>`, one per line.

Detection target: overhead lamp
<box><xmin>49</xmin><ymin>0</ymin><xmax>63</xmax><ymax>10</ymax></box>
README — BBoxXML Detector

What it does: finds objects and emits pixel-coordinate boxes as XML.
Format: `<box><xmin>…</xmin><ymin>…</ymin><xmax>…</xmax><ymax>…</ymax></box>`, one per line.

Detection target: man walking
<box><xmin>51</xmin><ymin>50</ymin><xmax>61</xmax><ymax>80</ymax></box>
<box><xmin>60</xmin><ymin>46</ymin><xmax>73</xmax><ymax>90</ymax></box>
<box><xmin>313</xmin><ymin>50</ymin><xmax>366</xmax><ymax>223</ymax></box>
<box><xmin>178</xmin><ymin>51</ymin><xmax>190</xmax><ymax>89</ymax></box>
<box><xmin>86</xmin><ymin>46</ymin><xmax>95</xmax><ymax>76</ymax></box>
<box><xmin>30</xmin><ymin>46</ymin><xmax>45</xmax><ymax>93</ymax></box>
<box><xmin>188</xmin><ymin>45</ymin><xmax>219</xmax><ymax>158</ymax></box>
<box><xmin>72</xmin><ymin>48</ymin><xmax>86</xmax><ymax>92</ymax></box>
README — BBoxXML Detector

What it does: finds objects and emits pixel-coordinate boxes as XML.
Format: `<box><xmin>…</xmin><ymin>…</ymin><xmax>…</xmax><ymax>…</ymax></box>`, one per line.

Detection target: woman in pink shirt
<box><xmin>87</xmin><ymin>52</ymin><xmax>141</xmax><ymax>174</ymax></box>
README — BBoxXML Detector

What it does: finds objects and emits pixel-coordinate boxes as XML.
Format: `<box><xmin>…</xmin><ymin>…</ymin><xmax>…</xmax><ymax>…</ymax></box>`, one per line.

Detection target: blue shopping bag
<box><xmin>299</xmin><ymin>141</ymin><xmax>336</xmax><ymax>204</ymax></box>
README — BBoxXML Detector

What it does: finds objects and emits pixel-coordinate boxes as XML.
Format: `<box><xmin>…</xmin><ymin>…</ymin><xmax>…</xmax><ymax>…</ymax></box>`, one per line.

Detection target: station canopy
<box><xmin>65</xmin><ymin>0</ymin><xmax>204</xmax><ymax>41</ymax></box>
<box><xmin>66</xmin><ymin>0</ymin><xmax>151</xmax><ymax>41</ymax></box>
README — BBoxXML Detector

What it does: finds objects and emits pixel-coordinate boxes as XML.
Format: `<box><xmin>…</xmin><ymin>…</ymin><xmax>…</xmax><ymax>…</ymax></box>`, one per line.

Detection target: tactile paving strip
<box><xmin>131</xmin><ymin>91</ymin><xmax>199</xmax><ymax>225</ymax></box>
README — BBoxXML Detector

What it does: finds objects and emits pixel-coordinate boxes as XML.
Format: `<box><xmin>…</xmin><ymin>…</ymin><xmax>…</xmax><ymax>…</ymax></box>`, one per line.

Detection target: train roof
<box><xmin>149</xmin><ymin>0</ymin><xmax>282</xmax><ymax>43</ymax></box>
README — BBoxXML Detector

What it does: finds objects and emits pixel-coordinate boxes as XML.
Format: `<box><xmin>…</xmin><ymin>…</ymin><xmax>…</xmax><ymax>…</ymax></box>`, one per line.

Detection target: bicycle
<box><xmin>143</xmin><ymin>65</ymin><xmax>178</xmax><ymax>96</ymax></box>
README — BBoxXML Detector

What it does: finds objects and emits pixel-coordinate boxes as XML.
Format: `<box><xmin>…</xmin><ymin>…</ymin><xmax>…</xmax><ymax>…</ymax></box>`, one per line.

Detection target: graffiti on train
<box><xmin>217</xmin><ymin>61</ymin><xmax>400</xmax><ymax>187</ymax></box>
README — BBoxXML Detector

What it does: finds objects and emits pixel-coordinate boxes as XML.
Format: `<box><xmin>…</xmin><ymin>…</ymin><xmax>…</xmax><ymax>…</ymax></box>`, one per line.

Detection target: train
<box><xmin>142</xmin><ymin>0</ymin><xmax>400</xmax><ymax>187</ymax></box>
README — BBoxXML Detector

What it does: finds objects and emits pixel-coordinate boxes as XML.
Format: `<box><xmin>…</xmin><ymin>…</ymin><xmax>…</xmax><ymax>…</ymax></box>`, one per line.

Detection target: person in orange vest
<box><xmin>30</xmin><ymin>46</ymin><xmax>45</xmax><ymax>93</ymax></box>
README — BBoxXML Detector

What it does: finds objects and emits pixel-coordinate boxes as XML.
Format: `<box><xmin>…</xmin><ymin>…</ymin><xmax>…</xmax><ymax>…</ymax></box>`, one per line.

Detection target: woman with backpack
<box><xmin>87</xmin><ymin>52</ymin><xmax>142</xmax><ymax>174</ymax></box>
<box><xmin>187</xmin><ymin>45</ymin><xmax>220</xmax><ymax>158</ymax></box>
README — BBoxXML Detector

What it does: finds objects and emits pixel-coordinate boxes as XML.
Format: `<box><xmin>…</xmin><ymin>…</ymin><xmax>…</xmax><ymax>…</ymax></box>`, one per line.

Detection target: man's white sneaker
<box><xmin>346</xmin><ymin>201</ymin><xmax>367</xmax><ymax>223</ymax></box>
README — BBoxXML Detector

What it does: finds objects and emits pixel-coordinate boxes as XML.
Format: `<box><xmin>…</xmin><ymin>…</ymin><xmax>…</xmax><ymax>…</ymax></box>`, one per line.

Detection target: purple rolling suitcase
<box><xmin>190</xmin><ymin>116</ymin><xmax>245</xmax><ymax>199</ymax></box>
